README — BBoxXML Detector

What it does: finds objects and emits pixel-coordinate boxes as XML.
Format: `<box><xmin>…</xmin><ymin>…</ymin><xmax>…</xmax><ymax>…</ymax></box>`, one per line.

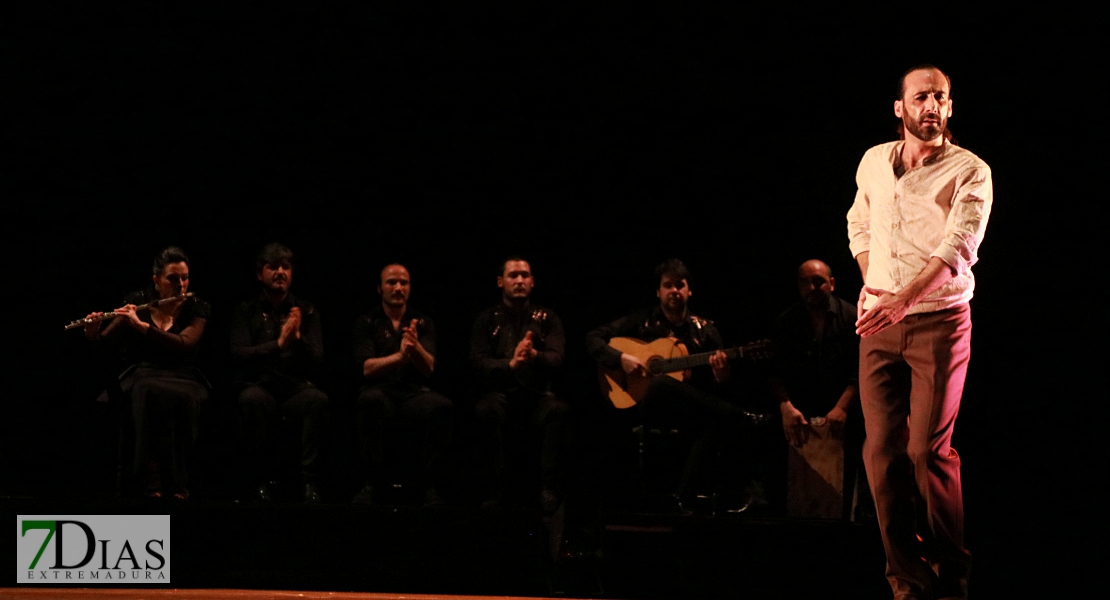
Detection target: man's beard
<box><xmin>904</xmin><ymin>112</ymin><xmax>945</xmax><ymax>142</ymax></box>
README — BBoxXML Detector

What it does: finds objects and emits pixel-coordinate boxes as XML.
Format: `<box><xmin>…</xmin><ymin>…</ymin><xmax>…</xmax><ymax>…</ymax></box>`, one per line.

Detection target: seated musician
<box><xmin>585</xmin><ymin>258</ymin><xmax>752</xmax><ymax>513</ymax></box>
<box><xmin>351</xmin><ymin>264</ymin><xmax>454</xmax><ymax>506</ymax></box>
<box><xmin>230</xmin><ymin>243</ymin><xmax>329</xmax><ymax>504</ymax></box>
<box><xmin>471</xmin><ymin>257</ymin><xmax>568</xmax><ymax>511</ymax></box>
<box><xmin>83</xmin><ymin>246</ymin><xmax>210</xmax><ymax>500</ymax></box>
<box><xmin>771</xmin><ymin>259</ymin><xmax>863</xmax><ymax>519</ymax></box>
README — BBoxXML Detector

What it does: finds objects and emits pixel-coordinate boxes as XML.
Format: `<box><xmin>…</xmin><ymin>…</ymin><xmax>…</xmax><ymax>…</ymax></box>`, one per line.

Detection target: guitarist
<box><xmin>586</xmin><ymin>258</ymin><xmax>751</xmax><ymax>512</ymax></box>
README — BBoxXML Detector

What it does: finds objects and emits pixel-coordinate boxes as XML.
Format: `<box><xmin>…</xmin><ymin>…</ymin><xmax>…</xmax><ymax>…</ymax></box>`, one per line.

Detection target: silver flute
<box><xmin>65</xmin><ymin>293</ymin><xmax>194</xmax><ymax>330</ymax></box>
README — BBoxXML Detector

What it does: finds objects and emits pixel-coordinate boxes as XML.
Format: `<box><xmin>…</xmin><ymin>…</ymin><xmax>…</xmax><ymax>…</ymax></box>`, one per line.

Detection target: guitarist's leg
<box><xmin>640</xmin><ymin>377</ymin><xmax>747</xmax><ymax>503</ymax></box>
<box><xmin>639</xmin><ymin>376</ymin><xmax>696</xmax><ymax>430</ymax></box>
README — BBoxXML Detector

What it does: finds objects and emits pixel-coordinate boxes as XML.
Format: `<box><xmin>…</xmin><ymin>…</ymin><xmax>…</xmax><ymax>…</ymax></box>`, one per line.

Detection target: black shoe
<box><xmin>255</xmin><ymin>483</ymin><xmax>275</xmax><ymax>503</ymax></box>
<box><xmin>741</xmin><ymin>410</ymin><xmax>774</xmax><ymax>426</ymax></box>
<box><xmin>725</xmin><ymin>495</ymin><xmax>753</xmax><ymax>514</ymax></box>
<box><xmin>662</xmin><ymin>493</ymin><xmax>693</xmax><ymax>516</ymax></box>
<box><xmin>351</xmin><ymin>483</ymin><xmax>375</xmax><ymax>505</ymax></box>
<box><xmin>304</xmin><ymin>483</ymin><xmax>323</xmax><ymax>504</ymax></box>
<box><xmin>423</xmin><ymin>487</ymin><xmax>446</xmax><ymax>507</ymax></box>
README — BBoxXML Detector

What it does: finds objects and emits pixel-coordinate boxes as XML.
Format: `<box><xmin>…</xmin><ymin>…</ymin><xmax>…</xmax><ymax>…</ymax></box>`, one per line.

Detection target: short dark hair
<box><xmin>655</xmin><ymin>258</ymin><xmax>691</xmax><ymax>284</ymax></box>
<box><xmin>256</xmin><ymin>243</ymin><xmax>294</xmax><ymax>273</ymax></box>
<box><xmin>499</xmin><ymin>255</ymin><xmax>529</xmax><ymax>276</ymax></box>
<box><xmin>153</xmin><ymin>246</ymin><xmax>189</xmax><ymax>276</ymax></box>
<box><xmin>897</xmin><ymin>63</ymin><xmax>951</xmax><ymax>100</ymax></box>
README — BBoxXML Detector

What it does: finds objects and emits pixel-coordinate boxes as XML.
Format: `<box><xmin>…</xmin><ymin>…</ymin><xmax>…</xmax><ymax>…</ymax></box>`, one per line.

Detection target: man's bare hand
<box><xmin>278</xmin><ymin>307</ymin><xmax>302</xmax><ymax>349</ymax></box>
<box><xmin>825</xmin><ymin>405</ymin><xmax>848</xmax><ymax>439</ymax></box>
<box><xmin>855</xmin><ymin>285</ymin><xmax>909</xmax><ymax>338</ymax></box>
<box><xmin>401</xmin><ymin>318</ymin><xmax>420</xmax><ymax>356</ymax></box>
<box><xmin>780</xmin><ymin>401</ymin><xmax>809</xmax><ymax>447</ymax></box>
<box><xmin>509</xmin><ymin>331</ymin><xmax>538</xmax><ymax>370</ymax></box>
<box><xmin>620</xmin><ymin>353</ymin><xmax>649</xmax><ymax>377</ymax></box>
<box><xmin>709</xmin><ymin>350</ymin><xmax>730</xmax><ymax>383</ymax></box>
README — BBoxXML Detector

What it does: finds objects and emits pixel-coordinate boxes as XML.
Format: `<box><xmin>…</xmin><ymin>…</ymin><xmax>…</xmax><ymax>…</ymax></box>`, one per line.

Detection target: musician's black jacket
<box><xmin>470</xmin><ymin>301</ymin><xmax>565</xmax><ymax>395</ymax></box>
<box><xmin>229</xmin><ymin>292</ymin><xmax>324</xmax><ymax>387</ymax></box>
<box><xmin>352</xmin><ymin>304</ymin><xmax>438</xmax><ymax>392</ymax></box>
<box><xmin>585</xmin><ymin>306</ymin><xmax>726</xmax><ymax>392</ymax></box>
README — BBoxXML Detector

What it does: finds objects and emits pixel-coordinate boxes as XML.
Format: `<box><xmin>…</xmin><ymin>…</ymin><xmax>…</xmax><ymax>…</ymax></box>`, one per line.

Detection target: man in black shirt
<box><xmin>351</xmin><ymin>263</ymin><xmax>453</xmax><ymax>506</ymax></box>
<box><xmin>471</xmin><ymin>258</ymin><xmax>568</xmax><ymax>510</ymax></box>
<box><xmin>771</xmin><ymin>259</ymin><xmax>862</xmax><ymax>519</ymax></box>
<box><xmin>586</xmin><ymin>259</ymin><xmax>748</xmax><ymax>511</ymax></box>
<box><xmin>231</xmin><ymin>243</ymin><xmax>329</xmax><ymax>503</ymax></box>
<box><xmin>772</xmin><ymin>260</ymin><xmax>859</xmax><ymax>443</ymax></box>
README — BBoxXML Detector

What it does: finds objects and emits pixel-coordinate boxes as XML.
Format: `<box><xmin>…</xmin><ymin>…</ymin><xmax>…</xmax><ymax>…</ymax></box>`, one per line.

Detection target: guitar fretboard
<box><xmin>648</xmin><ymin>347</ymin><xmax>742</xmax><ymax>374</ymax></box>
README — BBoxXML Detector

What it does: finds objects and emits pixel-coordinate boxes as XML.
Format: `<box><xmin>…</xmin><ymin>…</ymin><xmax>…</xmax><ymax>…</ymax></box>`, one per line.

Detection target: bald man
<box><xmin>772</xmin><ymin>260</ymin><xmax>859</xmax><ymax>445</ymax></box>
<box><xmin>770</xmin><ymin>259</ymin><xmax>861</xmax><ymax>517</ymax></box>
<box><xmin>847</xmin><ymin>65</ymin><xmax>992</xmax><ymax>600</ymax></box>
<box><xmin>351</xmin><ymin>264</ymin><xmax>454</xmax><ymax>506</ymax></box>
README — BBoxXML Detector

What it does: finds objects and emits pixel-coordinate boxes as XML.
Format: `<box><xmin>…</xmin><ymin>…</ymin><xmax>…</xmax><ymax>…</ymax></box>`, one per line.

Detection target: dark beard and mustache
<box><xmin>903</xmin><ymin>111</ymin><xmax>946</xmax><ymax>142</ymax></box>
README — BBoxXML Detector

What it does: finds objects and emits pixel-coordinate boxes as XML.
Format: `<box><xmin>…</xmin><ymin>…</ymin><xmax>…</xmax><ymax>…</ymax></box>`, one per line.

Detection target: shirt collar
<box><xmin>259</xmin><ymin>291</ymin><xmax>296</xmax><ymax>312</ymax></box>
<box><xmin>892</xmin><ymin>138</ymin><xmax>950</xmax><ymax>171</ymax></box>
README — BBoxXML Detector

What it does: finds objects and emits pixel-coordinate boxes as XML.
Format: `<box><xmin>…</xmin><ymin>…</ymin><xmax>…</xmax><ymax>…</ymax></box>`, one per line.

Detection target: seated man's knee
<box><xmin>476</xmin><ymin>393</ymin><xmax>507</xmax><ymax>424</ymax></box>
<box><xmin>540</xmin><ymin>395</ymin><xmax>569</xmax><ymax>423</ymax></box>
<box><xmin>239</xmin><ymin>385</ymin><xmax>274</xmax><ymax>409</ymax></box>
<box><xmin>357</xmin><ymin>388</ymin><xmax>390</xmax><ymax>415</ymax></box>
<box><xmin>303</xmin><ymin>389</ymin><xmax>329</xmax><ymax>413</ymax></box>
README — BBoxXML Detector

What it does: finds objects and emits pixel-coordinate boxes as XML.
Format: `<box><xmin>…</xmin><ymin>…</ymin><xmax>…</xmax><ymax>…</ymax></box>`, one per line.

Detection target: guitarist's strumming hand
<box><xmin>620</xmin><ymin>353</ymin><xmax>649</xmax><ymax>377</ymax></box>
<box><xmin>709</xmin><ymin>350</ymin><xmax>730</xmax><ymax>384</ymax></box>
<box><xmin>509</xmin><ymin>331</ymin><xmax>538</xmax><ymax>370</ymax></box>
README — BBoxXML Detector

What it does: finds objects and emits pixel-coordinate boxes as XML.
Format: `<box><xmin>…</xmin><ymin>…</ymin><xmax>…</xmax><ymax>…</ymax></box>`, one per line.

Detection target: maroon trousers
<box><xmin>860</xmin><ymin>304</ymin><xmax>973</xmax><ymax>600</ymax></box>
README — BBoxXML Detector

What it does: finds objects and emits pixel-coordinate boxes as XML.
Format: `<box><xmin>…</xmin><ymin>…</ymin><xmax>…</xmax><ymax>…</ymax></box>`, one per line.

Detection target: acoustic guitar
<box><xmin>599</xmin><ymin>337</ymin><xmax>772</xmax><ymax>409</ymax></box>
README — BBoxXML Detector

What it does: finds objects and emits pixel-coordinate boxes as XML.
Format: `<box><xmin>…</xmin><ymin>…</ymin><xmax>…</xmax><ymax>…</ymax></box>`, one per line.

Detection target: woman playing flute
<box><xmin>84</xmin><ymin>246</ymin><xmax>210</xmax><ymax>500</ymax></box>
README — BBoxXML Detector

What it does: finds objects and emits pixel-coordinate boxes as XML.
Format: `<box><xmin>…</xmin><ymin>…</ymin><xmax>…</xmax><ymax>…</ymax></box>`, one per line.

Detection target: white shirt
<box><xmin>847</xmin><ymin>140</ymin><xmax>993</xmax><ymax>314</ymax></box>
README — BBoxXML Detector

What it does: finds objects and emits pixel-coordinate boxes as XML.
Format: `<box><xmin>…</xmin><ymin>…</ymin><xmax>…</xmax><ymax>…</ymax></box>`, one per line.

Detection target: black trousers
<box><xmin>475</xmin><ymin>390</ymin><xmax>568</xmax><ymax>493</ymax></box>
<box><xmin>638</xmin><ymin>376</ymin><xmax>750</xmax><ymax>498</ymax></box>
<box><xmin>355</xmin><ymin>386</ymin><xmax>453</xmax><ymax>486</ymax></box>
<box><xmin>239</xmin><ymin>382</ymin><xmax>329</xmax><ymax>483</ymax></box>
<box><xmin>123</xmin><ymin>367</ymin><xmax>207</xmax><ymax>494</ymax></box>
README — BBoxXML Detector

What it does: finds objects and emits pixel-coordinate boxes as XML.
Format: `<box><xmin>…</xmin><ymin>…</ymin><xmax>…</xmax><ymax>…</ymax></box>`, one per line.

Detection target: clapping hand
<box><xmin>509</xmin><ymin>331</ymin><xmax>538</xmax><ymax>369</ymax></box>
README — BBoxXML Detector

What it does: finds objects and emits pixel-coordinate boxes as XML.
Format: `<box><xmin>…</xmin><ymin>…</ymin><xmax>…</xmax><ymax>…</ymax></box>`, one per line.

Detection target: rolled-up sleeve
<box><xmin>930</xmin><ymin>165</ymin><xmax>993</xmax><ymax>275</ymax></box>
<box><xmin>846</xmin><ymin>185</ymin><xmax>872</xmax><ymax>259</ymax></box>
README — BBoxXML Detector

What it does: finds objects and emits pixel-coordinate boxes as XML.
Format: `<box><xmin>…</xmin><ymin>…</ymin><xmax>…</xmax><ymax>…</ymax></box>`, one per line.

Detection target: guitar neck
<box><xmin>648</xmin><ymin>347</ymin><xmax>742</xmax><ymax>375</ymax></box>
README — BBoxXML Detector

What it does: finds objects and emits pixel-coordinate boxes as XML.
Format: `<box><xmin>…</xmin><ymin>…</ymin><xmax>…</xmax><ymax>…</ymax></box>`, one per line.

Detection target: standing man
<box><xmin>352</xmin><ymin>263</ymin><xmax>453</xmax><ymax>506</ymax></box>
<box><xmin>231</xmin><ymin>243</ymin><xmax>329</xmax><ymax>503</ymax></box>
<box><xmin>471</xmin><ymin>257</ymin><xmax>568</xmax><ymax>511</ymax></box>
<box><xmin>848</xmin><ymin>65</ymin><xmax>993</xmax><ymax>600</ymax></box>
<box><xmin>771</xmin><ymin>259</ymin><xmax>861</xmax><ymax>518</ymax></box>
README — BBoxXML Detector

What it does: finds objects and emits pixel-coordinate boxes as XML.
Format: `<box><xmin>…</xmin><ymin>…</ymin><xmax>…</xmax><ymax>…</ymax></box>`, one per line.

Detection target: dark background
<box><xmin>4</xmin><ymin>2</ymin><xmax>1106</xmax><ymax>596</ymax></box>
